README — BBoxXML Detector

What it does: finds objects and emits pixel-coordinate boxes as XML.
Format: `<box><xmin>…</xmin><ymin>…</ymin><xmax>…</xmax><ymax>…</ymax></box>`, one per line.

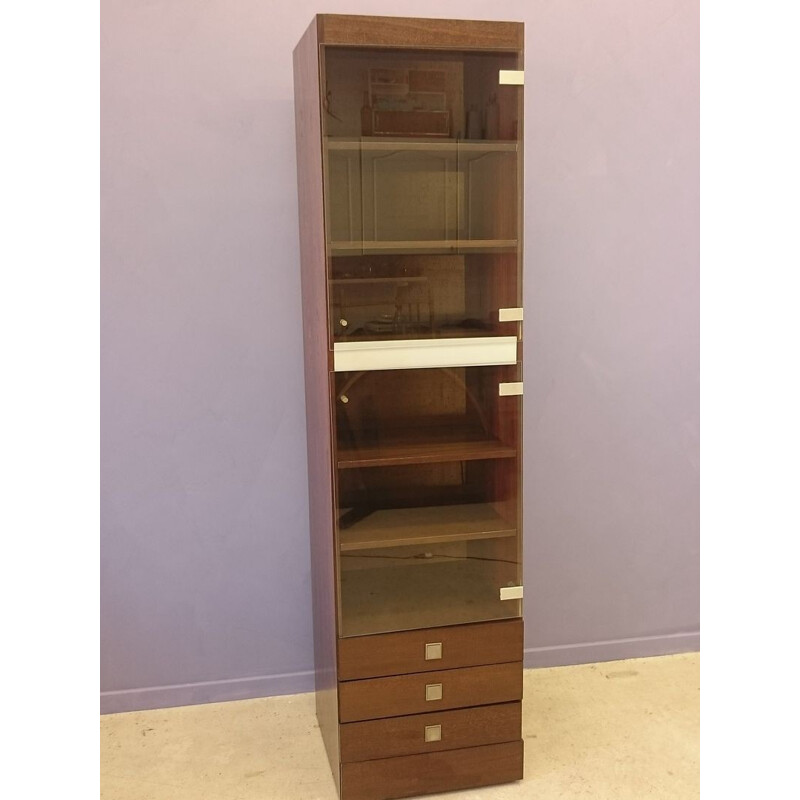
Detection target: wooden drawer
<box><xmin>340</xmin><ymin>740</ymin><xmax>524</xmax><ymax>800</ymax></box>
<box><xmin>340</xmin><ymin>701</ymin><xmax>521</xmax><ymax>762</ymax></box>
<box><xmin>338</xmin><ymin>619</ymin><xmax>523</xmax><ymax>681</ymax></box>
<box><xmin>339</xmin><ymin>662</ymin><xmax>522</xmax><ymax>723</ymax></box>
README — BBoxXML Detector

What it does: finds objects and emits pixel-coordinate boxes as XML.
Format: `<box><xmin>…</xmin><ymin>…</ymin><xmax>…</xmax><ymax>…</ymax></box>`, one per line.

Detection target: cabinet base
<box><xmin>340</xmin><ymin>740</ymin><xmax>524</xmax><ymax>800</ymax></box>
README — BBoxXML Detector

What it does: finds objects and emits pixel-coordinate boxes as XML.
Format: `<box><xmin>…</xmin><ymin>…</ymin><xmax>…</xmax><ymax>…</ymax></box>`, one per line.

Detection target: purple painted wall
<box><xmin>101</xmin><ymin>0</ymin><xmax>699</xmax><ymax>713</ymax></box>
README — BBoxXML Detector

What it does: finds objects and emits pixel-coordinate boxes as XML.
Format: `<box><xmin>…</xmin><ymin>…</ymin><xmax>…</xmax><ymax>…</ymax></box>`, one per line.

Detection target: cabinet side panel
<box><xmin>293</xmin><ymin>18</ymin><xmax>340</xmax><ymax>792</ymax></box>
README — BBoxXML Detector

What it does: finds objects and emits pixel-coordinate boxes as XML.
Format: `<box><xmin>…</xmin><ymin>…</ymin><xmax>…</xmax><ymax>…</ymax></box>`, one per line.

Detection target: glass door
<box><xmin>323</xmin><ymin>45</ymin><xmax>523</xmax><ymax>345</ymax></box>
<box><xmin>322</xmin><ymin>42</ymin><xmax>524</xmax><ymax>638</ymax></box>
<box><xmin>333</xmin><ymin>364</ymin><xmax>522</xmax><ymax>637</ymax></box>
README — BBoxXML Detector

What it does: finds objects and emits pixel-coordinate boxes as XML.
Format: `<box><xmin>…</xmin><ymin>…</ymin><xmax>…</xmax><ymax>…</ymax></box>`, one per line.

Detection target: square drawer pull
<box><xmin>424</xmin><ymin>724</ymin><xmax>442</xmax><ymax>742</ymax></box>
<box><xmin>425</xmin><ymin>642</ymin><xmax>442</xmax><ymax>661</ymax></box>
<box><xmin>425</xmin><ymin>683</ymin><xmax>443</xmax><ymax>702</ymax></box>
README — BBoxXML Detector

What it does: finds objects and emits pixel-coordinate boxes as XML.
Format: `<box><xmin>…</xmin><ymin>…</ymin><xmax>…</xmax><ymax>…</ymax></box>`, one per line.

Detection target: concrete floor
<box><xmin>101</xmin><ymin>653</ymin><xmax>699</xmax><ymax>800</ymax></box>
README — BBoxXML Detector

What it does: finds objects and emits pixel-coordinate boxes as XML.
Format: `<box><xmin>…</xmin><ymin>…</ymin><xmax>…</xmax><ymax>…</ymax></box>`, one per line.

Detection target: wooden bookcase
<box><xmin>293</xmin><ymin>14</ymin><xmax>525</xmax><ymax>799</ymax></box>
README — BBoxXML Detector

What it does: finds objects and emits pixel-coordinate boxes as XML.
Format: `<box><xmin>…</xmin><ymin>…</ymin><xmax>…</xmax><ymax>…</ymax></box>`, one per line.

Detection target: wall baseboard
<box><xmin>524</xmin><ymin>630</ymin><xmax>699</xmax><ymax>669</ymax></box>
<box><xmin>101</xmin><ymin>631</ymin><xmax>699</xmax><ymax>714</ymax></box>
<box><xmin>101</xmin><ymin>669</ymin><xmax>316</xmax><ymax>715</ymax></box>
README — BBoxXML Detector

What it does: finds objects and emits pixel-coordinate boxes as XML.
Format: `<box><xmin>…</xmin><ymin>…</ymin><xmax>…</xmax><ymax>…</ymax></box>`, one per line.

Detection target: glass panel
<box><xmin>333</xmin><ymin>365</ymin><xmax>522</xmax><ymax>637</ymax></box>
<box><xmin>322</xmin><ymin>48</ymin><xmax>520</xmax><ymax>142</ymax></box>
<box><xmin>322</xmin><ymin>45</ymin><xmax>522</xmax><ymax>343</ymax></box>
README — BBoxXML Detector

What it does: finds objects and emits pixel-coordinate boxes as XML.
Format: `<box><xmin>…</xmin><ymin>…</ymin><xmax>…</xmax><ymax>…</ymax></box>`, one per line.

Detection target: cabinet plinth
<box><xmin>294</xmin><ymin>13</ymin><xmax>525</xmax><ymax>799</ymax></box>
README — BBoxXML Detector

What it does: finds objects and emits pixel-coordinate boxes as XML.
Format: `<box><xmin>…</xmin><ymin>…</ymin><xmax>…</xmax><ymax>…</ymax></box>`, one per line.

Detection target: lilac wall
<box><xmin>101</xmin><ymin>0</ymin><xmax>698</xmax><ymax>713</ymax></box>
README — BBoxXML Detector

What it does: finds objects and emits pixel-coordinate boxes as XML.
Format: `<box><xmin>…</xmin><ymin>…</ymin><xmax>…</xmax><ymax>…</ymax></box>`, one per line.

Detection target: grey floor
<box><xmin>101</xmin><ymin>653</ymin><xmax>699</xmax><ymax>800</ymax></box>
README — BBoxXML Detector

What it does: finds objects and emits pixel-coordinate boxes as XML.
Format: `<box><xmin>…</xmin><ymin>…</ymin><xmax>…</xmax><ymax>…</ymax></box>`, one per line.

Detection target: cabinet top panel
<box><xmin>316</xmin><ymin>14</ymin><xmax>523</xmax><ymax>51</ymax></box>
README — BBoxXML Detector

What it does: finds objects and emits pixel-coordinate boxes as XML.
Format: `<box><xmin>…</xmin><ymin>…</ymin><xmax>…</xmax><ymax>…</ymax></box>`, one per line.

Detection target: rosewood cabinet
<box><xmin>293</xmin><ymin>14</ymin><xmax>525</xmax><ymax>800</ymax></box>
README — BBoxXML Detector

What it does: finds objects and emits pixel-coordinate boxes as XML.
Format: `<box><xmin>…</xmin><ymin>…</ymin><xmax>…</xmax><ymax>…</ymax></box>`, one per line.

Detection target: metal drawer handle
<box><xmin>424</xmin><ymin>724</ymin><xmax>442</xmax><ymax>742</ymax></box>
<box><xmin>425</xmin><ymin>683</ymin><xmax>443</xmax><ymax>702</ymax></box>
<box><xmin>425</xmin><ymin>642</ymin><xmax>442</xmax><ymax>661</ymax></box>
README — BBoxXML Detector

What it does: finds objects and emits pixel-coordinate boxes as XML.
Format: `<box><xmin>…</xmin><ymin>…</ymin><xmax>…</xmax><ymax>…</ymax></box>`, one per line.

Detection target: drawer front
<box><xmin>340</xmin><ymin>701</ymin><xmax>521</xmax><ymax>762</ymax></box>
<box><xmin>339</xmin><ymin>662</ymin><xmax>522</xmax><ymax>723</ymax></box>
<box><xmin>338</xmin><ymin>619</ymin><xmax>523</xmax><ymax>681</ymax></box>
<box><xmin>341</xmin><ymin>740</ymin><xmax>524</xmax><ymax>800</ymax></box>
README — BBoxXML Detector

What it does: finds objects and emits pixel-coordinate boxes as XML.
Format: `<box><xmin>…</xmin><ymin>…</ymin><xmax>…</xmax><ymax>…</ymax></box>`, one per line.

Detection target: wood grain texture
<box><xmin>338</xmin><ymin>618</ymin><xmax>522</xmax><ymax>680</ymax></box>
<box><xmin>340</xmin><ymin>740</ymin><xmax>524</xmax><ymax>800</ymax></box>
<box><xmin>293</xmin><ymin>17</ymin><xmax>340</xmax><ymax>792</ymax></box>
<box><xmin>337</xmin><ymin>437</ymin><xmax>516</xmax><ymax>469</ymax></box>
<box><xmin>340</xmin><ymin>701</ymin><xmax>521</xmax><ymax>762</ymax></box>
<box><xmin>318</xmin><ymin>14</ymin><xmax>523</xmax><ymax>51</ymax></box>
<box><xmin>338</xmin><ymin>661</ymin><xmax>522</xmax><ymax>723</ymax></box>
<box><xmin>338</xmin><ymin>503</ymin><xmax>515</xmax><ymax>551</ymax></box>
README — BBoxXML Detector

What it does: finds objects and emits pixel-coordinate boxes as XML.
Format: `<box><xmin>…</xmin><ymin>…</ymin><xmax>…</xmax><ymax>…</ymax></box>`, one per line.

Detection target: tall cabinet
<box><xmin>293</xmin><ymin>15</ymin><xmax>525</xmax><ymax>800</ymax></box>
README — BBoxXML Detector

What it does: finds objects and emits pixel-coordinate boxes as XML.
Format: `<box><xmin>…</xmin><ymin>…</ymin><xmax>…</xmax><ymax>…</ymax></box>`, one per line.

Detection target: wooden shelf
<box><xmin>326</xmin><ymin>137</ymin><xmax>518</xmax><ymax>153</ymax></box>
<box><xmin>339</xmin><ymin>559</ymin><xmax>520</xmax><ymax>638</ymax></box>
<box><xmin>331</xmin><ymin>239</ymin><xmax>518</xmax><ymax>256</ymax></box>
<box><xmin>338</xmin><ymin>503</ymin><xmax>516</xmax><ymax>552</ymax></box>
<box><xmin>337</xmin><ymin>435</ymin><xmax>516</xmax><ymax>469</ymax></box>
<box><xmin>333</xmin><ymin>327</ymin><xmax>504</xmax><ymax>345</ymax></box>
<box><xmin>330</xmin><ymin>276</ymin><xmax>430</xmax><ymax>286</ymax></box>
